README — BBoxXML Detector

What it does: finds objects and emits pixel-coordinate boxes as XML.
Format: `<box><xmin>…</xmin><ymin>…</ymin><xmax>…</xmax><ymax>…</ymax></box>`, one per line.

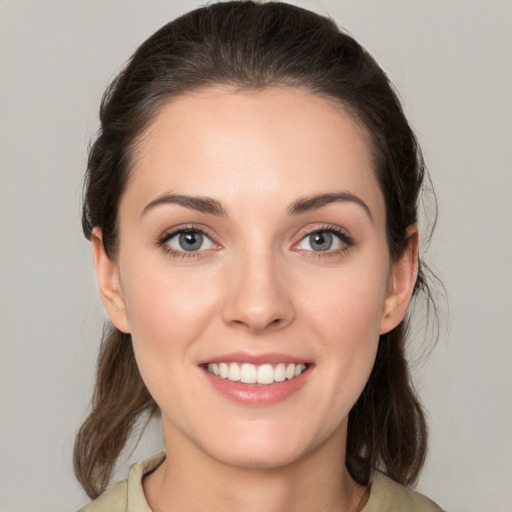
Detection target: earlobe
<box><xmin>379</xmin><ymin>226</ymin><xmax>419</xmax><ymax>335</ymax></box>
<box><xmin>91</xmin><ymin>228</ymin><xmax>131</xmax><ymax>333</ymax></box>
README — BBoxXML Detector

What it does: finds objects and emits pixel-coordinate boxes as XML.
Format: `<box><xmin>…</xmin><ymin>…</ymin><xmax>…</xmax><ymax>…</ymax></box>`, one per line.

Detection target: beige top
<box><xmin>77</xmin><ymin>452</ymin><xmax>444</xmax><ymax>512</ymax></box>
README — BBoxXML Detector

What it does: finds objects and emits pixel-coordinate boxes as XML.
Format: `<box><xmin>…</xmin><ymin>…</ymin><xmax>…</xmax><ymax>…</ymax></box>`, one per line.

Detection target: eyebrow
<box><xmin>288</xmin><ymin>192</ymin><xmax>373</xmax><ymax>222</ymax></box>
<box><xmin>141</xmin><ymin>193</ymin><xmax>227</xmax><ymax>217</ymax></box>
<box><xmin>141</xmin><ymin>191</ymin><xmax>372</xmax><ymax>221</ymax></box>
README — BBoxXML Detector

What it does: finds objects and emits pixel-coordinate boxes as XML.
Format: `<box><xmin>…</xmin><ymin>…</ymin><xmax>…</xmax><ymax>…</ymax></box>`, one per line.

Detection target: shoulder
<box><xmin>76</xmin><ymin>451</ymin><xmax>166</xmax><ymax>512</ymax></box>
<box><xmin>76</xmin><ymin>481</ymin><xmax>127</xmax><ymax>512</ymax></box>
<box><xmin>363</xmin><ymin>471</ymin><xmax>445</xmax><ymax>512</ymax></box>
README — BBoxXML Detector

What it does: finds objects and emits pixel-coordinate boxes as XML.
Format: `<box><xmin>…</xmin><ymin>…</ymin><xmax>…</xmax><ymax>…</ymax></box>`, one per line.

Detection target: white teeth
<box><xmin>219</xmin><ymin>362</ymin><xmax>229</xmax><ymax>378</ymax></box>
<box><xmin>228</xmin><ymin>362</ymin><xmax>241</xmax><ymax>381</ymax></box>
<box><xmin>274</xmin><ymin>363</ymin><xmax>286</xmax><ymax>382</ymax></box>
<box><xmin>257</xmin><ymin>364</ymin><xmax>274</xmax><ymax>385</ymax></box>
<box><xmin>206</xmin><ymin>362</ymin><xmax>307</xmax><ymax>385</ymax></box>
<box><xmin>240</xmin><ymin>363</ymin><xmax>257</xmax><ymax>383</ymax></box>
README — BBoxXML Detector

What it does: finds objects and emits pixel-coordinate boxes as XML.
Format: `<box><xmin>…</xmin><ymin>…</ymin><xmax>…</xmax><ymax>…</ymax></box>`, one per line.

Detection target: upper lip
<box><xmin>197</xmin><ymin>352</ymin><xmax>311</xmax><ymax>366</ymax></box>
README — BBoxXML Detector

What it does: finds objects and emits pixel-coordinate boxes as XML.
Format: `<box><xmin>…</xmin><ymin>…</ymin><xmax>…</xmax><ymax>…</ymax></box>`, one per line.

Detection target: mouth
<box><xmin>199</xmin><ymin>353</ymin><xmax>312</xmax><ymax>405</ymax></box>
<box><xmin>205</xmin><ymin>362</ymin><xmax>309</xmax><ymax>385</ymax></box>
<box><xmin>199</xmin><ymin>352</ymin><xmax>315</xmax><ymax>407</ymax></box>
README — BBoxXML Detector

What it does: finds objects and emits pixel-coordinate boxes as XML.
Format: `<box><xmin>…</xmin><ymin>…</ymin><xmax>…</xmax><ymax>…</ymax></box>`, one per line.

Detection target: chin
<box><xmin>196</xmin><ymin>422</ymin><xmax>325</xmax><ymax>470</ymax></box>
<box><xmin>211</xmin><ymin>444</ymin><xmax>306</xmax><ymax>470</ymax></box>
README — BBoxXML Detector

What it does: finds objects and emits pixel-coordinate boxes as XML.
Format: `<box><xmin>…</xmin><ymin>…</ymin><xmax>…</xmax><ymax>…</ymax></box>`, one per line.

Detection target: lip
<box><xmin>199</xmin><ymin>353</ymin><xmax>312</xmax><ymax>406</ymax></box>
<box><xmin>197</xmin><ymin>352</ymin><xmax>310</xmax><ymax>366</ymax></box>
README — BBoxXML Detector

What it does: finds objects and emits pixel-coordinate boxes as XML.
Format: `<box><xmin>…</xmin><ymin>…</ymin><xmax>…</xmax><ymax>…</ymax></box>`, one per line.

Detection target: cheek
<box><xmin>299</xmin><ymin>261</ymin><xmax>389</xmax><ymax>412</ymax></box>
<box><xmin>117</xmin><ymin>250</ymin><xmax>220</xmax><ymax>378</ymax></box>
<box><xmin>118</xmin><ymin>262</ymin><xmax>223</xmax><ymax>421</ymax></box>
<box><xmin>304</xmin><ymin>260</ymin><xmax>389</xmax><ymax>341</ymax></box>
<box><xmin>124</xmin><ymin>268</ymin><xmax>216</xmax><ymax>343</ymax></box>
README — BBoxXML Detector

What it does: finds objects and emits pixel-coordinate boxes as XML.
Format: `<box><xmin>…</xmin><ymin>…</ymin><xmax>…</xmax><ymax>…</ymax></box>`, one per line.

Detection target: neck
<box><xmin>143</xmin><ymin>425</ymin><xmax>366</xmax><ymax>512</ymax></box>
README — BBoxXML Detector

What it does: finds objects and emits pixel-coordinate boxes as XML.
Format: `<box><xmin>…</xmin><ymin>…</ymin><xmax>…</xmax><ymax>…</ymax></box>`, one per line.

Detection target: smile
<box><xmin>206</xmin><ymin>362</ymin><xmax>308</xmax><ymax>385</ymax></box>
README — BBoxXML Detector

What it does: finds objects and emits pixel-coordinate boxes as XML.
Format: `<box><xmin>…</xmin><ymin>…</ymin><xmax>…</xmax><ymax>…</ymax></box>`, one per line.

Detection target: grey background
<box><xmin>1</xmin><ymin>1</ymin><xmax>511</xmax><ymax>511</ymax></box>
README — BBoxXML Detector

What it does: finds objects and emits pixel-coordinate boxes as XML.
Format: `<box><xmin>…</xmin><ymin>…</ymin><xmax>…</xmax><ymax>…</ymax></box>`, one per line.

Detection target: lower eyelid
<box><xmin>158</xmin><ymin>226</ymin><xmax>353</xmax><ymax>257</ymax></box>
<box><xmin>295</xmin><ymin>228</ymin><xmax>353</xmax><ymax>250</ymax></box>
<box><xmin>158</xmin><ymin>227</ymin><xmax>216</xmax><ymax>253</ymax></box>
<box><xmin>168</xmin><ymin>233</ymin><xmax>213</xmax><ymax>251</ymax></box>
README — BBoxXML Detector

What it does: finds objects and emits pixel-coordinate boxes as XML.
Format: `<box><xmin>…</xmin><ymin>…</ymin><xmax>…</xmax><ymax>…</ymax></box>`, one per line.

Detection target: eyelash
<box><xmin>157</xmin><ymin>224</ymin><xmax>355</xmax><ymax>260</ymax></box>
<box><xmin>157</xmin><ymin>225</ymin><xmax>217</xmax><ymax>260</ymax></box>
<box><xmin>294</xmin><ymin>224</ymin><xmax>355</xmax><ymax>259</ymax></box>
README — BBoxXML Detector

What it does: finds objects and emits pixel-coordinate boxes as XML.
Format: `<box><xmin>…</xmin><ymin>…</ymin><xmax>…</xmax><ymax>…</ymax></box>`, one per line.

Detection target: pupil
<box><xmin>179</xmin><ymin>232</ymin><xmax>203</xmax><ymax>251</ymax></box>
<box><xmin>310</xmin><ymin>232</ymin><xmax>332</xmax><ymax>251</ymax></box>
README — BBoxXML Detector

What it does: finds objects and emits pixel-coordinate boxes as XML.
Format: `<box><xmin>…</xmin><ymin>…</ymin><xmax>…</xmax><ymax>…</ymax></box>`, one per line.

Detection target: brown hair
<box><xmin>75</xmin><ymin>0</ymin><xmax>438</xmax><ymax>499</ymax></box>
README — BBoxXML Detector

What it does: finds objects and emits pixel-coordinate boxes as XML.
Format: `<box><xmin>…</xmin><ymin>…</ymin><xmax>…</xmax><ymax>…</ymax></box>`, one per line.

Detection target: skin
<box><xmin>93</xmin><ymin>86</ymin><xmax>418</xmax><ymax>512</ymax></box>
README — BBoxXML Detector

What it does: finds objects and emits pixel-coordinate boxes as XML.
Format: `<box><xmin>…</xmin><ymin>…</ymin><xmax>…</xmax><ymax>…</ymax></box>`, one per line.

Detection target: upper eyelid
<box><xmin>293</xmin><ymin>226</ymin><xmax>355</xmax><ymax>259</ymax></box>
<box><xmin>296</xmin><ymin>224</ymin><xmax>353</xmax><ymax>241</ymax></box>
<box><xmin>158</xmin><ymin>227</ymin><xmax>217</xmax><ymax>257</ymax></box>
<box><xmin>159</xmin><ymin>224</ymin><xmax>215</xmax><ymax>242</ymax></box>
<box><xmin>157</xmin><ymin>223</ymin><xmax>353</xmax><ymax>248</ymax></box>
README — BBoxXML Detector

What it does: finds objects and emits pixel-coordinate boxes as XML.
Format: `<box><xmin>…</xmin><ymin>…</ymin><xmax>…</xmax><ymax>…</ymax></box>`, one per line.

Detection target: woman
<box><xmin>75</xmin><ymin>1</ymin><xmax>443</xmax><ymax>510</ymax></box>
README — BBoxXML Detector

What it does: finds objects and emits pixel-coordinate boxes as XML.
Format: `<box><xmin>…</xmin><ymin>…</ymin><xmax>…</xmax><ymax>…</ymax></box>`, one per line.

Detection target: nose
<box><xmin>221</xmin><ymin>250</ymin><xmax>295</xmax><ymax>333</ymax></box>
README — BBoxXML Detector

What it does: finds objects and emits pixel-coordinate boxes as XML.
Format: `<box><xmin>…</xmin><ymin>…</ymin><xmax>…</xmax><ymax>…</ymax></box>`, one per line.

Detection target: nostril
<box><xmin>221</xmin><ymin>278</ymin><xmax>295</xmax><ymax>332</ymax></box>
<box><xmin>227</xmin><ymin>315</ymin><xmax>285</xmax><ymax>333</ymax></box>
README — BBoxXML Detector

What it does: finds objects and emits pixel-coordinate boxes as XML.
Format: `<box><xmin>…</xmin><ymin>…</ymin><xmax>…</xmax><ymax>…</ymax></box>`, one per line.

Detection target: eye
<box><xmin>296</xmin><ymin>229</ymin><xmax>351</xmax><ymax>252</ymax></box>
<box><xmin>163</xmin><ymin>229</ymin><xmax>214</xmax><ymax>253</ymax></box>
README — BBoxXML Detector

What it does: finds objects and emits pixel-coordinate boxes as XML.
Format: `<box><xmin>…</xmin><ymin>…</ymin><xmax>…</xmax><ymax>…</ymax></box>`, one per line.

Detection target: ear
<box><xmin>379</xmin><ymin>226</ymin><xmax>419</xmax><ymax>335</ymax></box>
<box><xmin>91</xmin><ymin>227</ymin><xmax>131</xmax><ymax>333</ymax></box>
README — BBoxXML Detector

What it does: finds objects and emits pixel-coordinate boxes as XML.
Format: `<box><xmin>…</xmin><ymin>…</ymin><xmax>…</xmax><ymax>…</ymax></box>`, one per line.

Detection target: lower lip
<box><xmin>201</xmin><ymin>367</ymin><xmax>310</xmax><ymax>406</ymax></box>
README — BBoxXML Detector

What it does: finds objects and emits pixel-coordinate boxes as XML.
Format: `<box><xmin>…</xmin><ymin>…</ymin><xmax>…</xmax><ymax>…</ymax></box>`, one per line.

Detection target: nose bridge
<box><xmin>222</xmin><ymin>243</ymin><xmax>293</xmax><ymax>332</ymax></box>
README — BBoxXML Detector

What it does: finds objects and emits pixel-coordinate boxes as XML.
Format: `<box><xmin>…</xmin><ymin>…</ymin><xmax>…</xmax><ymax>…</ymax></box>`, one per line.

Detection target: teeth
<box><xmin>274</xmin><ymin>363</ymin><xmax>286</xmax><ymax>382</ymax></box>
<box><xmin>285</xmin><ymin>363</ymin><xmax>296</xmax><ymax>380</ymax></box>
<box><xmin>240</xmin><ymin>363</ymin><xmax>257</xmax><ymax>384</ymax></box>
<box><xmin>219</xmin><ymin>362</ymin><xmax>229</xmax><ymax>378</ymax></box>
<box><xmin>257</xmin><ymin>364</ymin><xmax>274</xmax><ymax>385</ymax></box>
<box><xmin>206</xmin><ymin>362</ymin><xmax>307</xmax><ymax>385</ymax></box>
<box><xmin>228</xmin><ymin>362</ymin><xmax>241</xmax><ymax>381</ymax></box>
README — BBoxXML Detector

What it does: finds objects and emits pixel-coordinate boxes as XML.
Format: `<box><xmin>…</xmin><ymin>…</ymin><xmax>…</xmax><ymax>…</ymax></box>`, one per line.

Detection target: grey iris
<box><xmin>310</xmin><ymin>232</ymin><xmax>333</xmax><ymax>251</ymax></box>
<box><xmin>179</xmin><ymin>232</ymin><xmax>203</xmax><ymax>251</ymax></box>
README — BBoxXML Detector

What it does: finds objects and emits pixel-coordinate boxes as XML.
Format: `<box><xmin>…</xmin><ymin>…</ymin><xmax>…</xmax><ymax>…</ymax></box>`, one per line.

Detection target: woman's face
<box><xmin>94</xmin><ymin>86</ymin><xmax>416</xmax><ymax>469</ymax></box>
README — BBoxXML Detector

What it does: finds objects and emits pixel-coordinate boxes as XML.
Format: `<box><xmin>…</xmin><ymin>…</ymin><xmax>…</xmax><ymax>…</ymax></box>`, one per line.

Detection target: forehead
<box><xmin>123</xmin><ymin>86</ymin><xmax>384</xmax><ymax>221</ymax></box>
